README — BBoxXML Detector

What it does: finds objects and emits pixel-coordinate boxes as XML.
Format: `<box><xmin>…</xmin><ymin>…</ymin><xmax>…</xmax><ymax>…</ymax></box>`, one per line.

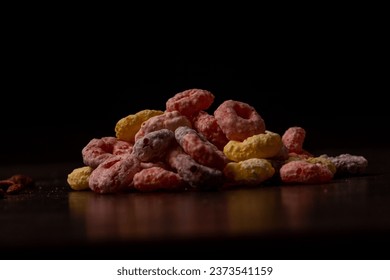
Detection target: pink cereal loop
<box><xmin>88</xmin><ymin>153</ymin><xmax>142</xmax><ymax>194</ymax></box>
<box><xmin>282</xmin><ymin>126</ymin><xmax>306</xmax><ymax>154</ymax></box>
<box><xmin>82</xmin><ymin>136</ymin><xmax>133</xmax><ymax>168</ymax></box>
<box><xmin>166</xmin><ymin>88</ymin><xmax>215</xmax><ymax>118</ymax></box>
<box><xmin>214</xmin><ymin>100</ymin><xmax>266</xmax><ymax>141</ymax></box>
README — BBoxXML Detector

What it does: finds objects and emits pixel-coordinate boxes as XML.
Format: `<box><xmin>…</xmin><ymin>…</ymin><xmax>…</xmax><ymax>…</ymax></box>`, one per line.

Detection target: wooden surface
<box><xmin>1</xmin><ymin>148</ymin><xmax>390</xmax><ymax>260</ymax></box>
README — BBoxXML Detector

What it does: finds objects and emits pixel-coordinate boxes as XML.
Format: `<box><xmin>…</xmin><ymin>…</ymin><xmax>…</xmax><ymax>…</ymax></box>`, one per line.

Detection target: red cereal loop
<box><xmin>133</xmin><ymin>167</ymin><xmax>185</xmax><ymax>192</ymax></box>
<box><xmin>214</xmin><ymin>100</ymin><xmax>266</xmax><ymax>141</ymax></box>
<box><xmin>82</xmin><ymin>137</ymin><xmax>133</xmax><ymax>168</ymax></box>
<box><xmin>279</xmin><ymin>160</ymin><xmax>333</xmax><ymax>184</ymax></box>
<box><xmin>88</xmin><ymin>153</ymin><xmax>142</xmax><ymax>194</ymax></box>
<box><xmin>192</xmin><ymin>111</ymin><xmax>229</xmax><ymax>150</ymax></box>
<box><xmin>166</xmin><ymin>88</ymin><xmax>215</xmax><ymax>118</ymax></box>
<box><xmin>175</xmin><ymin>126</ymin><xmax>228</xmax><ymax>170</ymax></box>
<box><xmin>282</xmin><ymin>126</ymin><xmax>306</xmax><ymax>153</ymax></box>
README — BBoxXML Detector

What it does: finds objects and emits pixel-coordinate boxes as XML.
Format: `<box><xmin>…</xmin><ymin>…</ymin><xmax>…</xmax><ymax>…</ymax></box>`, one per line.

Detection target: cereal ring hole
<box><xmin>190</xmin><ymin>165</ymin><xmax>198</xmax><ymax>173</ymax></box>
<box><xmin>234</xmin><ymin>104</ymin><xmax>252</xmax><ymax>119</ymax></box>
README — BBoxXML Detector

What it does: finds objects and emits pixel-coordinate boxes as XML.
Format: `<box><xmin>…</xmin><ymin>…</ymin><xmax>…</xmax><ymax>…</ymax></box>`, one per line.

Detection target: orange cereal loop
<box><xmin>214</xmin><ymin>100</ymin><xmax>266</xmax><ymax>141</ymax></box>
<box><xmin>166</xmin><ymin>88</ymin><xmax>215</xmax><ymax>118</ymax></box>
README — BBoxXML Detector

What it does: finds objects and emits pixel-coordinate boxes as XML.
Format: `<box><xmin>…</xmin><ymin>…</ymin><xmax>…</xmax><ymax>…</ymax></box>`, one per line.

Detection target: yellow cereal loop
<box><xmin>67</xmin><ymin>166</ymin><xmax>94</xmax><ymax>191</ymax></box>
<box><xmin>307</xmin><ymin>156</ymin><xmax>337</xmax><ymax>174</ymax></box>
<box><xmin>223</xmin><ymin>131</ymin><xmax>283</xmax><ymax>162</ymax></box>
<box><xmin>115</xmin><ymin>109</ymin><xmax>163</xmax><ymax>142</ymax></box>
<box><xmin>224</xmin><ymin>158</ymin><xmax>275</xmax><ymax>184</ymax></box>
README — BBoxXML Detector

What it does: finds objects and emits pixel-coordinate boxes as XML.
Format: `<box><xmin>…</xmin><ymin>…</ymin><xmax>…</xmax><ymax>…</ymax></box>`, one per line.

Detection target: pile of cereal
<box><xmin>67</xmin><ymin>89</ymin><xmax>368</xmax><ymax>193</ymax></box>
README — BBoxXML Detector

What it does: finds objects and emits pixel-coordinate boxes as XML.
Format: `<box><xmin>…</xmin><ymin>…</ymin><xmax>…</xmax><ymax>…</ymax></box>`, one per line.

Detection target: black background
<box><xmin>1</xmin><ymin>17</ymin><xmax>387</xmax><ymax>165</ymax></box>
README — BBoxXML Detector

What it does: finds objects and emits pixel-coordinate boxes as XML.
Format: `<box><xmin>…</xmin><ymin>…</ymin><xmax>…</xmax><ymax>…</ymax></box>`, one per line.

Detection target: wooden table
<box><xmin>1</xmin><ymin>148</ymin><xmax>389</xmax><ymax>260</ymax></box>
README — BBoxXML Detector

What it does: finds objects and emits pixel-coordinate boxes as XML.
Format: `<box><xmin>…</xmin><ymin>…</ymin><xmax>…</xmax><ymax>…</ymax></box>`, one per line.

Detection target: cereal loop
<box><xmin>88</xmin><ymin>154</ymin><xmax>142</xmax><ymax>194</ymax></box>
<box><xmin>320</xmin><ymin>154</ymin><xmax>368</xmax><ymax>176</ymax></box>
<box><xmin>282</xmin><ymin>126</ymin><xmax>306</xmax><ymax>153</ymax></box>
<box><xmin>224</xmin><ymin>158</ymin><xmax>275</xmax><ymax>185</ymax></box>
<box><xmin>214</xmin><ymin>100</ymin><xmax>266</xmax><ymax>141</ymax></box>
<box><xmin>166</xmin><ymin>88</ymin><xmax>215</xmax><ymax>118</ymax></box>
<box><xmin>132</xmin><ymin>129</ymin><xmax>175</xmax><ymax>162</ymax></box>
<box><xmin>82</xmin><ymin>137</ymin><xmax>133</xmax><ymax>168</ymax></box>
<box><xmin>175</xmin><ymin>126</ymin><xmax>228</xmax><ymax>170</ymax></box>
<box><xmin>133</xmin><ymin>167</ymin><xmax>184</xmax><ymax>192</ymax></box>
<box><xmin>192</xmin><ymin>111</ymin><xmax>229</xmax><ymax>150</ymax></box>
<box><xmin>115</xmin><ymin>109</ymin><xmax>163</xmax><ymax>143</ymax></box>
<box><xmin>279</xmin><ymin>160</ymin><xmax>334</xmax><ymax>184</ymax></box>
<box><xmin>67</xmin><ymin>166</ymin><xmax>93</xmax><ymax>191</ymax></box>
<box><xmin>306</xmin><ymin>156</ymin><xmax>337</xmax><ymax>174</ymax></box>
<box><xmin>134</xmin><ymin>111</ymin><xmax>192</xmax><ymax>141</ymax></box>
<box><xmin>223</xmin><ymin>131</ymin><xmax>283</xmax><ymax>162</ymax></box>
<box><xmin>167</xmin><ymin>146</ymin><xmax>224</xmax><ymax>190</ymax></box>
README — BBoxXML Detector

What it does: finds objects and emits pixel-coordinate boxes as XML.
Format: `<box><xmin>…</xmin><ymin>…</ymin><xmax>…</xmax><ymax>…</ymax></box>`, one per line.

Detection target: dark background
<box><xmin>1</xmin><ymin>20</ymin><xmax>387</xmax><ymax>166</ymax></box>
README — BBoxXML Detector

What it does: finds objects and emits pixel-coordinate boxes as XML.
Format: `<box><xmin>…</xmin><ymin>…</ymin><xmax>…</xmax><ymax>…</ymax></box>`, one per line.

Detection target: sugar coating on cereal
<box><xmin>192</xmin><ymin>111</ymin><xmax>229</xmax><ymax>150</ymax></box>
<box><xmin>67</xmin><ymin>166</ymin><xmax>94</xmax><ymax>191</ymax></box>
<box><xmin>214</xmin><ymin>100</ymin><xmax>266</xmax><ymax>141</ymax></box>
<box><xmin>115</xmin><ymin>109</ymin><xmax>163</xmax><ymax>143</ymax></box>
<box><xmin>132</xmin><ymin>128</ymin><xmax>175</xmax><ymax>162</ymax></box>
<box><xmin>280</xmin><ymin>160</ymin><xmax>334</xmax><ymax>184</ymax></box>
<box><xmin>175</xmin><ymin>126</ymin><xmax>228</xmax><ymax>170</ymax></box>
<box><xmin>224</xmin><ymin>158</ymin><xmax>275</xmax><ymax>185</ymax></box>
<box><xmin>166</xmin><ymin>88</ymin><xmax>215</xmax><ymax>118</ymax></box>
<box><xmin>223</xmin><ymin>131</ymin><xmax>283</xmax><ymax>162</ymax></box>
<box><xmin>320</xmin><ymin>154</ymin><xmax>368</xmax><ymax>176</ymax></box>
<box><xmin>68</xmin><ymin>88</ymin><xmax>369</xmax><ymax>192</ymax></box>
<box><xmin>82</xmin><ymin>136</ymin><xmax>133</xmax><ymax>169</ymax></box>
<box><xmin>135</xmin><ymin>110</ymin><xmax>192</xmax><ymax>141</ymax></box>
